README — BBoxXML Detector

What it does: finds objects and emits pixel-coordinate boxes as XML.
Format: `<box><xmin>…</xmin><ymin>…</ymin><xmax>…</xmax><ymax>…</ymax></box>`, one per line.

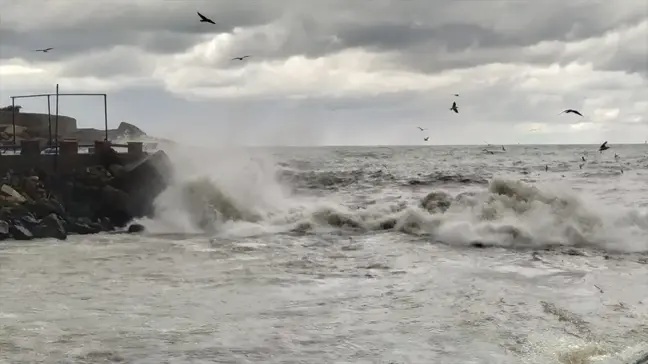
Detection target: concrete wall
<box><xmin>0</xmin><ymin>111</ymin><xmax>77</xmax><ymax>136</ymax></box>
<box><xmin>0</xmin><ymin>141</ymin><xmax>145</xmax><ymax>175</ymax></box>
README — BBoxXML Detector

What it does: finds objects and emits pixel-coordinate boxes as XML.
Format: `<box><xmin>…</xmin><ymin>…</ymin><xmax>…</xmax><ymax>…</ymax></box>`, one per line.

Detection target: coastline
<box><xmin>0</xmin><ymin>142</ymin><xmax>172</xmax><ymax>241</ymax></box>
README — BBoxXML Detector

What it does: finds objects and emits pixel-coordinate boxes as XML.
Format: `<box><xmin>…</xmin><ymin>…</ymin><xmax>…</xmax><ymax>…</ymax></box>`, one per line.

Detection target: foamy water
<box><xmin>1</xmin><ymin>144</ymin><xmax>648</xmax><ymax>363</ymax></box>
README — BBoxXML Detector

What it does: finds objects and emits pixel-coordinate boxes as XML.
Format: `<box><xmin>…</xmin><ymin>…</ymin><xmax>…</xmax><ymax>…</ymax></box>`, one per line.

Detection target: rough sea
<box><xmin>2</xmin><ymin>144</ymin><xmax>648</xmax><ymax>364</ymax></box>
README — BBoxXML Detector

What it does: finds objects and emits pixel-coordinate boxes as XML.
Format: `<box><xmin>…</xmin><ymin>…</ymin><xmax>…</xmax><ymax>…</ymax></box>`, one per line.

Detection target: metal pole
<box><xmin>103</xmin><ymin>94</ymin><xmax>108</xmax><ymax>141</ymax></box>
<box><xmin>54</xmin><ymin>84</ymin><xmax>60</xmax><ymax>171</ymax></box>
<box><xmin>11</xmin><ymin>97</ymin><xmax>16</xmax><ymax>153</ymax></box>
<box><xmin>47</xmin><ymin>95</ymin><xmax>52</xmax><ymax>147</ymax></box>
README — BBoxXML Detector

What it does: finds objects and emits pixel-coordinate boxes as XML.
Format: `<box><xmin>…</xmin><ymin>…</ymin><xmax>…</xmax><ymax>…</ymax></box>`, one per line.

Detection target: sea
<box><xmin>1</xmin><ymin>143</ymin><xmax>648</xmax><ymax>364</ymax></box>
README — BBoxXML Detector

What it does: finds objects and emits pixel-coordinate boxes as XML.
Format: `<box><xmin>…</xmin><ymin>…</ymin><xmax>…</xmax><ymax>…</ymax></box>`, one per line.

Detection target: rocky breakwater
<box><xmin>0</xmin><ymin>146</ymin><xmax>173</xmax><ymax>241</ymax></box>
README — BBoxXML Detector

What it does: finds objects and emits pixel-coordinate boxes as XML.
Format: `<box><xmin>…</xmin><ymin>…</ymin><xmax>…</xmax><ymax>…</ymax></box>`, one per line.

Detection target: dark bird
<box><xmin>417</xmin><ymin>127</ymin><xmax>427</xmax><ymax>131</ymax></box>
<box><xmin>450</xmin><ymin>101</ymin><xmax>458</xmax><ymax>114</ymax></box>
<box><xmin>197</xmin><ymin>11</ymin><xmax>216</xmax><ymax>24</ymax></box>
<box><xmin>454</xmin><ymin>94</ymin><xmax>459</xmax><ymax>97</ymax></box>
<box><xmin>559</xmin><ymin>109</ymin><xmax>583</xmax><ymax>117</ymax></box>
<box><xmin>424</xmin><ymin>137</ymin><xmax>429</xmax><ymax>141</ymax></box>
<box><xmin>34</xmin><ymin>48</ymin><xmax>53</xmax><ymax>53</ymax></box>
<box><xmin>579</xmin><ymin>163</ymin><xmax>584</xmax><ymax>169</ymax></box>
<box><xmin>545</xmin><ymin>165</ymin><xmax>549</xmax><ymax>172</ymax></box>
<box><xmin>501</xmin><ymin>145</ymin><xmax>506</xmax><ymax>152</ymax></box>
<box><xmin>581</xmin><ymin>156</ymin><xmax>586</xmax><ymax>162</ymax></box>
<box><xmin>599</xmin><ymin>141</ymin><xmax>609</xmax><ymax>152</ymax></box>
<box><xmin>232</xmin><ymin>55</ymin><xmax>251</xmax><ymax>61</ymax></box>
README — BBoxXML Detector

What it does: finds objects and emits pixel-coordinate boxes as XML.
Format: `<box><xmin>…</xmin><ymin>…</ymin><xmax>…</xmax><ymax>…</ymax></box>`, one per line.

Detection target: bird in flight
<box><xmin>34</xmin><ymin>48</ymin><xmax>53</xmax><ymax>53</ymax></box>
<box><xmin>417</xmin><ymin>127</ymin><xmax>427</xmax><ymax>131</ymax></box>
<box><xmin>454</xmin><ymin>94</ymin><xmax>459</xmax><ymax>97</ymax></box>
<box><xmin>424</xmin><ymin>137</ymin><xmax>429</xmax><ymax>141</ymax></box>
<box><xmin>232</xmin><ymin>55</ymin><xmax>251</xmax><ymax>61</ymax></box>
<box><xmin>581</xmin><ymin>156</ymin><xmax>586</xmax><ymax>162</ymax></box>
<box><xmin>501</xmin><ymin>145</ymin><xmax>506</xmax><ymax>152</ymax></box>
<box><xmin>599</xmin><ymin>141</ymin><xmax>609</xmax><ymax>152</ymax></box>
<box><xmin>197</xmin><ymin>11</ymin><xmax>216</xmax><ymax>24</ymax></box>
<box><xmin>559</xmin><ymin>109</ymin><xmax>583</xmax><ymax>117</ymax></box>
<box><xmin>450</xmin><ymin>101</ymin><xmax>459</xmax><ymax>114</ymax></box>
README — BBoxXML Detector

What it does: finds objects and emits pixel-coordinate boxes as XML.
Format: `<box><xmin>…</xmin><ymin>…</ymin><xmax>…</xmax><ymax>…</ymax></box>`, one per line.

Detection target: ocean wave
<box><xmin>276</xmin><ymin>168</ymin><xmax>487</xmax><ymax>190</ymax></box>
<box><xmin>142</xmin><ymin>157</ymin><xmax>648</xmax><ymax>253</ymax></box>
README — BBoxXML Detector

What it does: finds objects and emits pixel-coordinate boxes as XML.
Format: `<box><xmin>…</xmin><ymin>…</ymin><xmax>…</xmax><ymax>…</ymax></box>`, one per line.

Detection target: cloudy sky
<box><xmin>0</xmin><ymin>0</ymin><xmax>646</xmax><ymax>146</ymax></box>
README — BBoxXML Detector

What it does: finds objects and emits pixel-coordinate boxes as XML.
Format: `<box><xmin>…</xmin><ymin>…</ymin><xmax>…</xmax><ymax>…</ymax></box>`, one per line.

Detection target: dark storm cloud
<box><xmin>0</xmin><ymin>0</ymin><xmax>281</xmax><ymax>60</ymax></box>
<box><xmin>0</xmin><ymin>0</ymin><xmax>645</xmax><ymax>77</ymax></box>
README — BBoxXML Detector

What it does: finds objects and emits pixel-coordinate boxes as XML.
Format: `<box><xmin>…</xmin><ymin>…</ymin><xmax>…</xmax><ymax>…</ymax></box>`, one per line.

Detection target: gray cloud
<box><xmin>0</xmin><ymin>0</ymin><xmax>646</xmax><ymax>145</ymax></box>
<box><xmin>0</xmin><ymin>0</ymin><xmax>281</xmax><ymax>60</ymax></box>
<box><xmin>1</xmin><ymin>0</ymin><xmax>646</xmax><ymax>73</ymax></box>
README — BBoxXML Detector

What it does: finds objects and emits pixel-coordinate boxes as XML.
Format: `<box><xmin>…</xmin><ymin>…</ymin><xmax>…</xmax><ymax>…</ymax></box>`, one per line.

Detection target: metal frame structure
<box><xmin>8</xmin><ymin>84</ymin><xmax>109</xmax><ymax>153</ymax></box>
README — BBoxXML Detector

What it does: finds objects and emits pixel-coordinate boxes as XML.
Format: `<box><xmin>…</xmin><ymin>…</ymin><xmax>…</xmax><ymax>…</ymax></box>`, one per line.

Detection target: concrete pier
<box><xmin>0</xmin><ymin>141</ymin><xmax>150</xmax><ymax>174</ymax></box>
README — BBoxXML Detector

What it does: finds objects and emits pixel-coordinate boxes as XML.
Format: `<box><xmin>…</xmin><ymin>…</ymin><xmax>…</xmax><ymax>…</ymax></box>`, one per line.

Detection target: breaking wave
<box><xmin>139</xmin><ymin>145</ymin><xmax>648</xmax><ymax>254</ymax></box>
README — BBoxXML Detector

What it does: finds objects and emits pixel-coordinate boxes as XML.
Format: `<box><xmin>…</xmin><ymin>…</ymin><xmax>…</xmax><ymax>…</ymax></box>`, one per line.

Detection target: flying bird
<box><xmin>417</xmin><ymin>127</ymin><xmax>427</xmax><ymax>131</ymax></box>
<box><xmin>599</xmin><ymin>141</ymin><xmax>609</xmax><ymax>152</ymax></box>
<box><xmin>197</xmin><ymin>11</ymin><xmax>216</xmax><ymax>24</ymax></box>
<box><xmin>559</xmin><ymin>109</ymin><xmax>583</xmax><ymax>117</ymax></box>
<box><xmin>424</xmin><ymin>137</ymin><xmax>429</xmax><ymax>141</ymax></box>
<box><xmin>501</xmin><ymin>145</ymin><xmax>506</xmax><ymax>152</ymax></box>
<box><xmin>581</xmin><ymin>156</ymin><xmax>586</xmax><ymax>162</ymax></box>
<box><xmin>34</xmin><ymin>48</ymin><xmax>53</xmax><ymax>53</ymax></box>
<box><xmin>232</xmin><ymin>55</ymin><xmax>251</xmax><ymax>61</ymax></box>
<box><xmin>450</xmin><ymin>101</ymin><xmax>459</xmax><ymax>114</ymax></box>
<box><xmin>454</xmin><ymin>94</ymin><xmax>459</xmax><ymax>97</ymax></box>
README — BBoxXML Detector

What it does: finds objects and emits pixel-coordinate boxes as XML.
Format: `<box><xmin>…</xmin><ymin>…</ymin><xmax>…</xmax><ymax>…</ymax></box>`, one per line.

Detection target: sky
<box><xmin>0</xmin><ymin>0</ymin><xmax>646</xmax><ymax>146</ymax></box>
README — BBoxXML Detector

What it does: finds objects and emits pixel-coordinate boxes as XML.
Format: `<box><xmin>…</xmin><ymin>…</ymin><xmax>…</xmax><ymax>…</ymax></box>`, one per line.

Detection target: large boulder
<box><xmin>9</xmin><ymin>222</ymin><xmax>33</xmax><ymax>240</ymax></box>
<box><xmin>110</xmin><ymin>150</ymin><xmax>172</xmax><ymax>218</ymax></box>
<box><xmin>32</xmin><ymin>213</ymin><xmax>67</xmax><ymax>240</ymax></box>
<box><xmin>97</xmin><ymin>185</ymin><xmax>133</xmax><ymax>227</ymax></box>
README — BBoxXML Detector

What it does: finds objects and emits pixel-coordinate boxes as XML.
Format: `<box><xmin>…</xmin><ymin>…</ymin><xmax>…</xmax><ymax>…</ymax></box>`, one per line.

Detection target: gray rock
<box><xmin>0</xmin><ymin>220</ymin><xmax>9</xmax><ymax>240</ymax></box>
<box><xmin>127</xmin><ymin>223</ymin><xmax>145</xmax><ymax>233</ymax></box>
<box><xmin>32</xmin><ymin>213</ymin><xmax>67</xmax><ymax>240</ymax></box>
<box><xmin>10</xmin><ymin>223</ymin><xmax>33</xmax><ymax>240</ymax></box>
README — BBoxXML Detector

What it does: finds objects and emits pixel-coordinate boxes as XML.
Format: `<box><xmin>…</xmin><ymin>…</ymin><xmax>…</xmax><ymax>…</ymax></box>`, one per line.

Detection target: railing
<box><xmin>7</xmin><ymin>84</ymin><xmax>109</xmax><ymax>149</ymax></box>
<box><xmin>0</xmin><ymin>140</ymin><xmax>145</xmax><ymax>157</ymax></box>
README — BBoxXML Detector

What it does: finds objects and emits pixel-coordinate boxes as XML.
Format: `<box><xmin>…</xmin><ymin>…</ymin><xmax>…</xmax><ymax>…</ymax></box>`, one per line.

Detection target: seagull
<box><xmin>197</xmin><ymin>11</ymin><xmax>216</xmax><ymax>24</ymax></box>
<box><xmin>454</xmin><ymin>94</ymin><xmax>459</xmax><ymax>97</ymax></box>
<box><xmin>501</xmin><ymin>145</ymin><xmax>506</xmax><ymax>152</ymax></box>
<box><xmin>559</xmin><ymin>109</ymin><xmax>583</xmax><ymax>117</ymax></box>
<box><xmin>232</xmin><ymin>55</ymin><xmax>251</xmax><ymax>61</ymax></box>
<box><xmin>599</xmin><ymin>141</ymin><xmax>609</xmax><ymax>152</ymax></box>
<box><xmin>581</xmin><ymin>156</ymin><xmax>586</xmax><ymax>162</ymax></box>
<box><xmin>424</xmin><ymin>137</ymin><xmax>429</xmax><ymax>141</ymax></box>
<box><xmin>545</xmin><ymin>165</ymin><xmax>549</xmax><ymax>172</ymax></box>
<box><xmin>34</xmin><ymin>48</ymin><xmax>53</xmax><ymax>53</ymax></box>
<box><xmin>579</xmin><ymin>163</ymin><xmax>584</xmax><ymax>169</ymax></box>
<box><xmin>417</xmin><ymin>127</ymin><xmax>427</xmax><ymax>131</ymax></box>
<box><xmin>450</xmin><ymin>101</ymin><xmax>459</xmax><ymax>114</ymax></box>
